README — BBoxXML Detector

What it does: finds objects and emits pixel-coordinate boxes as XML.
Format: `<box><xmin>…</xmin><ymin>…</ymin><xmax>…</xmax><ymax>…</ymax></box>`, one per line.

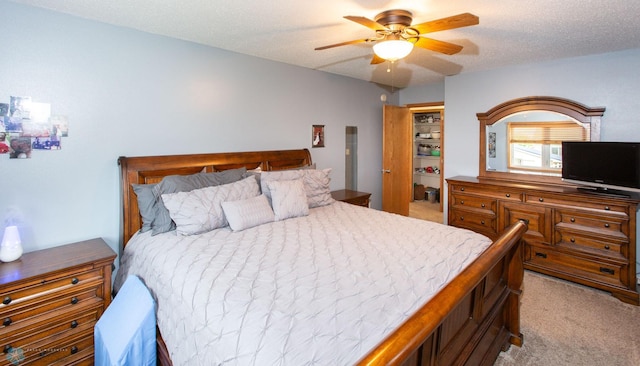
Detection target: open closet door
<box><xmin>382</xmin><ymin>105</ymin><xmax>412</xmax><ymax>215</ymax></box>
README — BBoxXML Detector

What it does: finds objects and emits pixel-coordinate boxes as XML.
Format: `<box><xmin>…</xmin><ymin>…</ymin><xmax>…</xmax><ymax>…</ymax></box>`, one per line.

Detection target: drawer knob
<box><xmin>539</xmin><ymin>198</ymin><xmax>544</xmax><ymax>202</ymax></box>
<box><xmin>480</xmin><ymin>220</ymin><xmax>485</xmax><ymax>225</ymax></box>
<box><xmin>460</xmin><ymin>187</ymin><xmax>465</xmax><ymax>191</ymax></box>
<box><xmin>505</xmin><ymin>193</ymin><xmax>510</xmax><ymax>197</ymax></box>
<box><xmin>570</xmin><ymin>217</ymin><xmax>575</xmax><ymax>222</ymax></box>
<box><xmin>2</xmin><ymin>296</ymin><xmax>11</xmax><ymax>305</ymax></box>
<box><xmin>71</xmin><ymin>277</ymin><xmax>79</xmax><ymax>285</ymax></box>
<box><xmin>481</xmin><ymin>203</ymin><xmax>485</xmax><ymax>208</ymax></box>
<box><xmin>570</xmin><ymin>238</ymin><xmax>575</xmax><ymax>243</ymax></box>
<box><xmin>460</xmin><ymin>200</ymin><xmax>464</xmax><ymax>204</ymax></box>
<box><xmin>604</xmin><ymin>223</ymin><xmax>610</xmax><ymax>228</ymax></box>
<box><xmin>70</xmin><ymin>297</ymin><xmax>78</xmax><ymax>305</ymax></box>
<box><xmin>2</xmin><ymin>318</ymin><xmax>11</xmax><ymax>326</ymax></box>
<box><xmin>71</xmin><ymin>346</ymin><xmax>79</xmax><ymax>354</ymax></box>
<box><xmin>71</xmin><ymin>320</ymin><xmax>78</xmax><ymax>328</ymax></box>
<box><xmin>604</xmin><ymin>245</ymin><xmax>610</xmax><ymax>250</ymax></box>
<box><xmin>535</xmin><ymin>252</ymin><xmax>547</xmax><ymax>259</ymax></box>
<box><xmin>604</xmin><ymin>206</ymin><xmax>610</xmax><ymax>211</ymax></box>
<box><xmin>600</xmin><ymin>267</ymin><xmax>615</xmax><ymax>275</ymax></box>
<box><xmin>459</xmin><ymin>216</ymin><xmax>464</xmax><ymax>221</ymax></box>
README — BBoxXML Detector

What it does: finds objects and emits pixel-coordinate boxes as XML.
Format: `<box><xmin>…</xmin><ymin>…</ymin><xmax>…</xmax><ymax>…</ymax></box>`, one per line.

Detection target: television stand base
<box><xmin>577</xmin><ymin>186</ymin><xmax>630</xmax><ymax>198</ymax></box>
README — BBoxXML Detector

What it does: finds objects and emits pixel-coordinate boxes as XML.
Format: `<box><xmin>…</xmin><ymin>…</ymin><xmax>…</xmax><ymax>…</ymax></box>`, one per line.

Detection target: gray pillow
<box><xmin>132</xmin><ymin>183</ymin><xmax>157</xmax><ymax>233</ymax></box>
<box><xmin>150</xmin><ymin>167</ymin><xmax>247</xmax><ymax>235</ymax></box>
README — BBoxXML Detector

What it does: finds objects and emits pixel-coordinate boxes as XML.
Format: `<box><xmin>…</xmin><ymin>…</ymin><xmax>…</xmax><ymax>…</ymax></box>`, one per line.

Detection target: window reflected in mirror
<box><xmin>487</xmin><ymin>111</ymin><xmax>590</xmax><ymax>176</ymax></box>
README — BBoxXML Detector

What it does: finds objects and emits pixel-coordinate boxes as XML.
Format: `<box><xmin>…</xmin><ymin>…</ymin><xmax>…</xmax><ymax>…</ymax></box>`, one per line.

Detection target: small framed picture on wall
<box><xmin>312</xmin><ymin>125</ymin><xmax>325</xmax><ymax>148</ymax></box>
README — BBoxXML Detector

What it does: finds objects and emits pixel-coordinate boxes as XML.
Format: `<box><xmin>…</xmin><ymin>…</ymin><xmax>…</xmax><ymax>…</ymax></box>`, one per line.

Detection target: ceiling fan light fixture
<box><xmin>373</xmin><ymin>39</ymin><xmax>413</xmax><ymax>61</ymax></box>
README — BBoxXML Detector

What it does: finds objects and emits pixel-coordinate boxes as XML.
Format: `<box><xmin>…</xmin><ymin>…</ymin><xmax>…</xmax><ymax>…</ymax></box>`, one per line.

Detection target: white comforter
<box><xmin>115</xmin><ymin>201</ymin><xmax>491</xmax><ymax>365</ymax></box>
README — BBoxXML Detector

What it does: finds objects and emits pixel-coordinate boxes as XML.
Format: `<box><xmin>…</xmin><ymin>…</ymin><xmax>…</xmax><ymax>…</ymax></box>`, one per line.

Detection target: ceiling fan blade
<box><xmin>414</xmin><ymin>37</ymin><xmax>463</xmax><ymax>55</ymax></box>
<box><xmin>315</xmin><ymin>39</ymin><xmax>370</xmax><ymax>51</ymax></box>
<box><xmin>370</xmin><ymin>53</ymin><xmax>385</xmax><ymax>64</ymax></box>
<box><xmin>410</xmin><ymin>13</ymin><xmax>479</xmax><ymax>34</ymax></box>
<box><xmin>344</xmin><ymin>15</ymin><xmax>388</xmax><ymax>31</ymax></box>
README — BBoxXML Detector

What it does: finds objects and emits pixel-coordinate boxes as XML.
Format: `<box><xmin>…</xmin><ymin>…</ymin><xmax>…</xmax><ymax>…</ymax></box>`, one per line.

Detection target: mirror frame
<box><xmin>477</xmin><ymin>96</ymin><xmax>605</xmax><ymax>185</ymax></box>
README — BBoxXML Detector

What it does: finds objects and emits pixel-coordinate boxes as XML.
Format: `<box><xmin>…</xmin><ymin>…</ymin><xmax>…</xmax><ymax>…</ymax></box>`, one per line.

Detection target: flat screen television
<box><xmin>562</xmin><ymin>141</ymin><xmax>640</xmax><ymax>195</ymax></box>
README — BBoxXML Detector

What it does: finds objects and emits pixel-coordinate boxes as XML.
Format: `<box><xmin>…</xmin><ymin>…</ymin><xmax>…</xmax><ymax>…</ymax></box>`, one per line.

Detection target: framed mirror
<box><xmin>477</xmin><ymin>96</ymin><xmax>605</xmax><ymax>184</ymax></box>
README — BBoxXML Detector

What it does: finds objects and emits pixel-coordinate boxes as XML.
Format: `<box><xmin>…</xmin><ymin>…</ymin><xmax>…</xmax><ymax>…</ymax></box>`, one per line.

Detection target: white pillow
<box><xmin>265</xmin><ymin>179</ymin><xmax>309</xmax><ymax>221</ymax></box>
<box><xmin>161</xmin><ymin>176</ymin><xmax>260</xmax><ymax>235</ymax></box>
<box><xmin>303</xmin><ymin>168</ymin><xmax>334</xmax><ymax>208</ymax></box>
<box><xmin>221</xmin><ymin>195</ymin><xmax>275</xmax><ymax>231</ymax></box>
<box><xmin>260</xmin><ymin>168</ymin><xmax>334</xmax><ymax>208</ymax></box>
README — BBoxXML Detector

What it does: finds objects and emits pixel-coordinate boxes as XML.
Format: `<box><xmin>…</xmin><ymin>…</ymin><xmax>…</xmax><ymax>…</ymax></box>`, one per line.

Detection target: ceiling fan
<box><xmin>315</xmin><ymin>10</ymin><xmax>479</xmax><ymax>64</ymax></box>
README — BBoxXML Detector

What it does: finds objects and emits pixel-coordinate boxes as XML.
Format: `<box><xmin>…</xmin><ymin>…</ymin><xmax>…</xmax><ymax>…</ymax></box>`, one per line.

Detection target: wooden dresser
<box><xmin>331</xmin><ymin>189</ymin><xmax>371</xmax><ymax>207</ymax></box>
<box><xmin>447</xmin><ymin>176</ymin><xmax>639</xmax><ymax>305</ymax></box>
<box><xmin>0</xmin><ymin>238</ymin><xmax>116</xmax><ymax>365</ymax></box>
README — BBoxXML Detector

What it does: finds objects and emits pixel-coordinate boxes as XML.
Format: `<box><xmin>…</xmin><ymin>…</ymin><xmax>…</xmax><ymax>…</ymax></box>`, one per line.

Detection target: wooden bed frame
<box><xmin>118</xmin><ymin>148</ymin><xmax>527</xmax><ymax>366</ymax></box>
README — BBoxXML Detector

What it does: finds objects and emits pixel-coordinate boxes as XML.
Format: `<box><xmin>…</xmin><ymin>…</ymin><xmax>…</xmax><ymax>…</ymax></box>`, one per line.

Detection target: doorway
<box><xmin>381</xmin><ymin>102</ymin><xmax>444</xmax><ymax>221</ymax></box>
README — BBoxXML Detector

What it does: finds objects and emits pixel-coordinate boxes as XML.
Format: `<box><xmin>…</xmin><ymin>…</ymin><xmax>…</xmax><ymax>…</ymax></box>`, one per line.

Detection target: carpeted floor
<box><xmin>409</xmin><ymin>201</ymin><xmax>443</xmax><ymax>223</ymax></box>
<box><xmin>494</xmin><ymin>271</ymin><xmax>640</xmax><ymax>366</ymax></box>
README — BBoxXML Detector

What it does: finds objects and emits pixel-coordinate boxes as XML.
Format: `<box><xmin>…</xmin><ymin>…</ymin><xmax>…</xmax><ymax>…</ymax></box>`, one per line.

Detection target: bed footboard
<box><xmin>357</xmin><ymin>220</ymin><xmax>527</xmax><ymax>366</ymax></box>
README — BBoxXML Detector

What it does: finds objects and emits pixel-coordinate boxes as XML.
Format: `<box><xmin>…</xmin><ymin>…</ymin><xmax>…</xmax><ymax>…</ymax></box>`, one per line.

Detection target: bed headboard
<box><xmin>117</xmin><ymin>149</ymin><xmax>312</xmax><ymax>247</ymax></box>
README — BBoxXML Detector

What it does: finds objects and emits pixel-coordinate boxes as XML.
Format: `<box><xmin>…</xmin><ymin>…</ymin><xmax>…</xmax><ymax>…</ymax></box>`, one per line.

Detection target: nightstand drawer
<box><xmin>8</xmin><ymin>324</ymin><xmax>95</xmax><ymax>365</ymax></box>
<box><xmin>1</xmin><ymin>302</ymin><xmax>101</xmax><ymax>353</ymax></box>
<box><xmin>0</xmin><ymin>277</ymin><xmax>103</xmax><ymax>321</ymax></box>
<box><xmin>331</xmin><ymin>189</ymin><xmax>371</xmax><ymax>207</ymax></box>
<box><xmin>1</xmin><ymin>267</ymin><xmax>103</xmax><ymax>307</ymax></box>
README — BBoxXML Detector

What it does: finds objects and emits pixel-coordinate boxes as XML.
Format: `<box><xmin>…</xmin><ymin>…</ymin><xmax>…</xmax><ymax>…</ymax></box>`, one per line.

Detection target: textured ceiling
<box><xmin>10</xmin><ymin>0</ymin><xmax>640</xmax><ymax>88</ymax></box>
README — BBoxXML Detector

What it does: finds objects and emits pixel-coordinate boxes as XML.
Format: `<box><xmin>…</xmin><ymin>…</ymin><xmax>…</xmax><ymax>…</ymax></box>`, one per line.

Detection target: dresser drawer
<box><xmin>450</xmin><ymin>183</ymin><xmax>523</xmax><ymax>201</ymax></box>
<box><xmin>450</xmin><ymin>193</ymin><xmax>497</xmax><ymax>215</ymax></box>
<box><xmin>555</xmin><ymin>228</ymin><xmax>626</xmax><ymax>261</ymax></box>
<box><xmin>525</xmin><ymin>244</ymin><xmax>628</xmax><ymax>288</ymax></box>
<box><xmin>449</xmin><ymin>209</ymin><xmax>498</xmax><ymax>238</ymax></box>
<box><xmin>1</xmin><ymin>300</ymin><xmax>101</xmax><ymax>347</ymax></box>
<box><xmin>525</xmin><ymin>193</ymin><xmax>629</xmax><ymax>215</ymax></box>
<box><xmin>554</xmin><ymin>209</ymin><xmax>628</xmax><ymax>239</ymax></box>
<box><xmin>501</xmin><ymin>201</ymin><xmax>552</xmax><ymax>245</ymax></box>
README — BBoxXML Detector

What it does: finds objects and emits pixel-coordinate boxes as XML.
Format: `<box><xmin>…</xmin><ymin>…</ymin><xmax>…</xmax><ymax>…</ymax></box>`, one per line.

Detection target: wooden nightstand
<box><xmin>0</xmin><ymin>238</ymin><xmax>116</xmax><ymax>365</ymax></box>
<box><xmin>331</xmin><ymin>189</ymin><xmax>371</xmax><ymax>207</ymax></box>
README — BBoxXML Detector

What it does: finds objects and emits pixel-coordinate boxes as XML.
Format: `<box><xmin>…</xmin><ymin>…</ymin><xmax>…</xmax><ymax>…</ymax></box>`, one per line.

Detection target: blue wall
<box><xmin>0</xmin><ymin>2</ymin><xmax>390</xmax><ymax>255</ymax></box>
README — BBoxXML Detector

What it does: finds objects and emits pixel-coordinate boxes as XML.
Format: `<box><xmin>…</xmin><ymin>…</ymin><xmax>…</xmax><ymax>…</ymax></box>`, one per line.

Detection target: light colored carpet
<box><xmin>494</xmin><ymin>271</ymin><xmax>640</xmax><ymax>366</ymax></box>
<box><xmin>409</xmin><ymin>201</ymin><xmax>443</xmax><ymax>223</ymax></box>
